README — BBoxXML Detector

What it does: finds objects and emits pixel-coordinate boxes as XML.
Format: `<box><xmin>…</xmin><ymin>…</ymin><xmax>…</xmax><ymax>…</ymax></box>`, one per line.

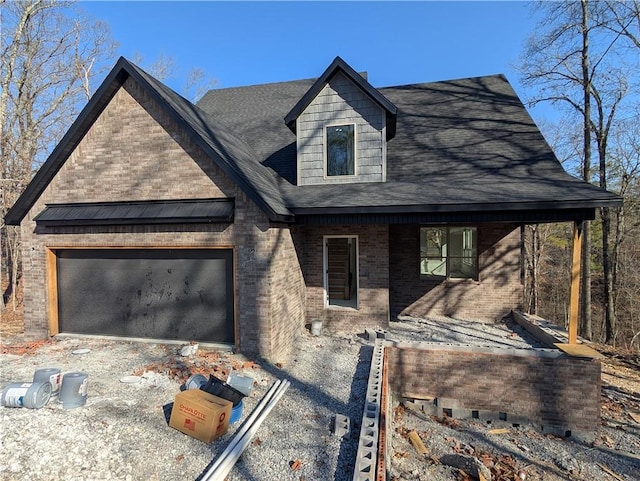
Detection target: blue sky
<box><xmin>80</xmin><ymin>1</ymin><xmax>550</xmax><ymax>119</ymax></box>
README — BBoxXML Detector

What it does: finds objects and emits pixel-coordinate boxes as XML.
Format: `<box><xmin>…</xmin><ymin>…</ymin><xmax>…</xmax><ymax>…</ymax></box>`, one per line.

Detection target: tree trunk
<box><xmin>580</xmin><ymin>0</ymin><xmax>593</xmax><ymax>341</ymax></box>
<box><xmin>601</xmin><ymin>207</ymin><xmax>615</xmax><ymax>343</ymax></box>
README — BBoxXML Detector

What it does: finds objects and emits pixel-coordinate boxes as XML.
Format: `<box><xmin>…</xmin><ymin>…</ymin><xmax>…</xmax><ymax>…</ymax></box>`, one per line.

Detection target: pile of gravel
<box><xmin>0</xmin><ymin>330</ymin><xmax>368</xmax><ymax>481</ymax></box>
<box><xmin>1</xmin><ymin>318</ymin><xmax>638</xmax><ymax>481</ymax></box>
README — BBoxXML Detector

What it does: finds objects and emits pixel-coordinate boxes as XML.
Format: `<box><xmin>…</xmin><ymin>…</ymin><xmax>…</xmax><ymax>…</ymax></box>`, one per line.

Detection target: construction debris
<box><xmin>407</xmin><ymin>430</ymin><xmax>428</xmax><ymax>455</ymax></box>
<box><xmin>439</xmin><ymin>454</ymin><xmax>492</xmax><ymax>481</ymax></box>
<box><xmin>487</xmin><ymin>428</ymin><xmax>509</xmax><ymax>435</ymax></box>
<box><xmin>597</xmin><ymin>463</ymin><xmax>625</xmax><ymax>481</ymax></box>
<box><xmin>333</xmin><ymin>414</ymin><xmax>350</xmax><ymax>438</ymax></box>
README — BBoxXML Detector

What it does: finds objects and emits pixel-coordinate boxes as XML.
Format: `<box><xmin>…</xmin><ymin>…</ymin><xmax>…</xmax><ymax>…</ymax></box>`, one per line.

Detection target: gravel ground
<box><xmin>1</xmin><ymin>317</ymin><xmax>638</xmax><ymax>481</ymax></box>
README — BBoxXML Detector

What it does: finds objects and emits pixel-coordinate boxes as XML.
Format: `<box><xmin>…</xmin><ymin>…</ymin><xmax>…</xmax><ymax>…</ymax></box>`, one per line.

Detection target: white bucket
<box><xmin>33</xmin><ymin>368</ymin><xmax>62</xmax><ymax>395</ymax></box>
<box><xmin>1</xmin><ymin>382</ymin><xmax>52</xmax><ymax>409</ymax></box>
<box><xmin>311</xmin><ymin>319</ymin><xmax>323</xmax><ymax>336</ymax></box>
<box><xmin>58</xmin><ymin>372</ymin><xmax>88</xmax><ymax>409</ymax></box>
<box><xmin>227</xmin><ymin>373</ymin><xmax>254</xmax><ymax>396</ymax></box>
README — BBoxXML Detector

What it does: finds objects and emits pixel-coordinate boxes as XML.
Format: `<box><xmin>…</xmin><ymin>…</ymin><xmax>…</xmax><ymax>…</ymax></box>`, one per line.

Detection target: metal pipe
<box><xmin>200</xmin><ymin>379</ymin><xmax>282</xmax><ymax>481</ymax></box>
<box><xmin>210</xmin><ymin>379</ymin><xmax>291</xmax><ymax>481</ymax></box>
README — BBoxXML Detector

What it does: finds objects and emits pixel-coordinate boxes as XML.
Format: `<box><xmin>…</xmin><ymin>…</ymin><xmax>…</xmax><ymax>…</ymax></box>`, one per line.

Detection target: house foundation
<box><xmin>353</xmin><ymin>339</ymin><xmax>602</xmax><ymax>480</ymax></box>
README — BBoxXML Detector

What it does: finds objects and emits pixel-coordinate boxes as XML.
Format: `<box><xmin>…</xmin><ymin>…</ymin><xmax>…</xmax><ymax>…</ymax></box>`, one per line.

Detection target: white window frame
<box><xmin>324</xmin><ymin>123</ymin><xmax>357</xmax><ymax>179</ymax></box>
<box><xmin>323</xmin><ymin>235</ymin><xmax>359</xmax><ymax>309</ymax></box>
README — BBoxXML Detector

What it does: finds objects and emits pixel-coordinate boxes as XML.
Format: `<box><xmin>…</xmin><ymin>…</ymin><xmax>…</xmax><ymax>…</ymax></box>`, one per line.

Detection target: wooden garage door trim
<box><xmin>46</xmin><ymin>246</ymin><xmax>237</xmax><ymax>346</ymax></box>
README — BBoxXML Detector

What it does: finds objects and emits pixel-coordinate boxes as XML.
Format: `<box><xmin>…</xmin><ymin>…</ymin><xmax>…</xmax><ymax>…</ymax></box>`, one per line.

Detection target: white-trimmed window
<box><xmin>420</xmin><ymin>227</ymin><xmax>477</xmax><ymax>279</ymax></box>
<box><xmin>325</xmin><ymin>124</ymin><xmax>355</xmax><ymax>176</ymax></box>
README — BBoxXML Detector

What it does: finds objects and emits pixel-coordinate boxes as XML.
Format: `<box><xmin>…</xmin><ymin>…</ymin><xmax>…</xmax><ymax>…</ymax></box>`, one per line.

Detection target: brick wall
<box><xmin>389</xmin><ymin>224</ymin><xmax>523</xmax><ymax>322</ymax></box>
<box><xmin>386</xmin><ymin>343</ymin><xmax>601</xmax><ymax>442</ymax></box>
<box><xmin>18</xmin><ymin>78</ymin><xmax>303</xmax><ymax>361</ymax></box>
<box><xmin>300</xmin><ymin>224</ymin><xmax>389</xmax><ymax>331</ymax></box>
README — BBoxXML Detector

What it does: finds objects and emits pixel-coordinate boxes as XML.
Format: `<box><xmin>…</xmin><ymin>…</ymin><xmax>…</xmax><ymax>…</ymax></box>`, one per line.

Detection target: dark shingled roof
<box><xmin>284</xmin><ymin>56</ymin><xmax>398</xmax><ymax>140</ymax></box>
<box><xmin>6</xmin><ymin>57</ymin><xmax>621</xmax><ymax>226</ymax></box>
<box><xmin>198</xmin><ymin>71</ymin><xmax>621</xmax><ymax>217</ymax></box>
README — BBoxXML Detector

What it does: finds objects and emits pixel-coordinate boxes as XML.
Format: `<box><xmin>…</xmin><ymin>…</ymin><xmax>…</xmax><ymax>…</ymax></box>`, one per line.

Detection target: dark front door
<box><xmin>325</xmin><ymin>237</ymin><xmax>358</xmax><ymax>308</ymax></box>
<box><xmin>56</xmin><ymin>249</ymin><xmax>234</xmax><ymax>344</ymax></box>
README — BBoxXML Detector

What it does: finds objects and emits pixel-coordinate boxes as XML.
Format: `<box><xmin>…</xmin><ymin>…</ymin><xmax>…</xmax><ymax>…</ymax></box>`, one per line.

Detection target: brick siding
<box><xmin>387</xmin><ymin>343</ymin><xmax>601</xmax><ymax>442</ymax></box>
<box><xmin>18</xmin><ymin>78</ymin><xmax>304</xmax><ymax>362</ymax></box>
<box><xmin>389</xmin><ymin>224</ymin><xmax>523</xmax><ymax>322</ymax></box>
<box><xmin>299</xmin><ymin>224</ymin><xmax>390</xmax><ymax>331</ymax></box>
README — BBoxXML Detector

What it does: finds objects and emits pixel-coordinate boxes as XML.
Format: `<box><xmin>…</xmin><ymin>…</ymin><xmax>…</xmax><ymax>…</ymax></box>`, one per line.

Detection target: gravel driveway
<box><xmin>1</xmin><ymin>317</ymin><xmax>638</xmax><ymax>481</ymax></box>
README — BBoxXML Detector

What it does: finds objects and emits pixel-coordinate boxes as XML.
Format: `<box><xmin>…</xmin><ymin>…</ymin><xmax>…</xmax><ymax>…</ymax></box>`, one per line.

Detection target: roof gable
<box><xmin>5</xmin><ymin>57</ymin><xmax>292</xmax><ymax>225</ymax></box>
<box><xmin>284</xmin><ymin>56</ymin><xmax>398</xmax><ymax>140</ymax></box>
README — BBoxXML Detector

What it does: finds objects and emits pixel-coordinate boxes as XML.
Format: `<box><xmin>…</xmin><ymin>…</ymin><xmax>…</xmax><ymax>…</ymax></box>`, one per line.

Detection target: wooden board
<box><xmin>554</xmin><ymin>343</ymin><xmax>603</xmax><ymax>359</ymax></box>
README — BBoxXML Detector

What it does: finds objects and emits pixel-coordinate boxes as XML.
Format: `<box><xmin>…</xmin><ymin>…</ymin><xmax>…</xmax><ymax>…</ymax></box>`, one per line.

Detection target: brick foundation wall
<box><xmin>300</xmin><ymin>224</ymin><xmax>390</xmax><ymax>331</ymax></box>
<box><xmin>386</xmin><ymin>343</ymin><xmax>601</xmax><ymax>442</ymax></box>
<box><xmin>389</xmin><ymin>224</ymin><xmax>523</xmax><ymax>322</ymax></box>
<box><xmin>18</xmin><ymin>78</ymin><xmax>303</xmax><ymax>361</ymax></box>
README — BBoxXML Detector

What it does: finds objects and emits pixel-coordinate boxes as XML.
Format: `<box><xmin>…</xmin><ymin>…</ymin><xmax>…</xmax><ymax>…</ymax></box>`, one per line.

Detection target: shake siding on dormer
<box><xmin>296</xmin><ymin>71</ymin><xmax>386</xmax><ymax>185</ymax></box>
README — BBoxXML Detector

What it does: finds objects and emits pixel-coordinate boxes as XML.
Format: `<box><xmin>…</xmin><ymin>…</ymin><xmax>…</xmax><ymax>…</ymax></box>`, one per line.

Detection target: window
<box><xmin>326</xmin><ymin>124</ymin><xmax>355</xmax><ymax>176</ymax></box>
<box><xmin>420</xmin><ymin>227</ymin><xmax>477</xmax><ymax>279</ymax></box>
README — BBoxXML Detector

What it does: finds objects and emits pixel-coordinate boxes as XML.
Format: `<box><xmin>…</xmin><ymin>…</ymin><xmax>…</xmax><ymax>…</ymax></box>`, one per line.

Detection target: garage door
<box><xmin>56</xmin><ymin>249</ymin><xmax>234</xmax><ymax>344</ymax></box>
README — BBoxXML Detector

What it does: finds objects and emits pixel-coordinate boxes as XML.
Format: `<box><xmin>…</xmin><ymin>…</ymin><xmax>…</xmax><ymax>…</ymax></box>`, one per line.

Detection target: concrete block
<box><xmin>333</xmin><ymin>414</ymin><xmax>351</xmax><ymax>438</ymax></box>
<box><xmin>365</xmin><ymin>328</ymin><xmax>377</xmax><ymax>341</ymax></box>
<box><xmin>507</xmin><ymin>414</ymin><xmax>530</xmax><ymax>426</ymax></box>
<box><xmin>404</xmin><ymin>398</ymin><xmax>435</xmax><ymax>411</ymax></box>
<box><xmin>423</xmin><ymin>404</ymin><xmax>442</xmax><ymax>417</ymax></box>
<box><xmin>450</xmin><ymin>408</ymin><xmax>474</xmax><ymax>420</ymax></box>
<box><xmin>436</xmin><ymin>397</ymin><xmax>463</xmax><ymax>409</ymax></box>
<box><xmin>376</xmin><ymin>329</ymin><xmax>388</xmax><ymax>340</ymax></box>
<box><xmin>477</xmin><ymin>410</ymin><xmax>504</xmax><ymax>422</ymax></box>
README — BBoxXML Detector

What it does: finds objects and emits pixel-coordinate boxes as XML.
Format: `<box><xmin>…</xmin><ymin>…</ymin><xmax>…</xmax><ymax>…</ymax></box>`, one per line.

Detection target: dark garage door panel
<box><xmin>57</xmin><ymin>249</ymin><xmax>234</xmax><ymax>343</ymax></box>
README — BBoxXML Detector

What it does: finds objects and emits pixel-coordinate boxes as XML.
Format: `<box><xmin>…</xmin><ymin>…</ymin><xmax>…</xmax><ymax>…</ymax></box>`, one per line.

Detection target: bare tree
<box><xmin>519</xmin><ymin>0</ymin><xmax>639</xmax><ymax>343</ymax></box>
<box><xmin>132</xmin><ymin>52</ymin><xmax>217</xmax><ymax>102</ymax></box>
<box><xmin>1</xmin><ymin>0</ymin><xmax>116</xmax><ymax>312</ymax></box>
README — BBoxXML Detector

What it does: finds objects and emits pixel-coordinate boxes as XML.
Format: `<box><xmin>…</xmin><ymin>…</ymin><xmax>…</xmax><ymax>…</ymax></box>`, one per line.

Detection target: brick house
<box><xmin>5</xmin><ymin>57</ymin><xmax>620</xmax><ymax>362</ymax></box>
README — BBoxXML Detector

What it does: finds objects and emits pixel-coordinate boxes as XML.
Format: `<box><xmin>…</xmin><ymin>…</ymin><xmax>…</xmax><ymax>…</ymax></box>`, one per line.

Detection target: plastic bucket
<box><xmin>201</xmin><ymin>375</ymin><xmax>244</xmax><ymax>406</ymax></box>
<box><xmin>184</xmin><ymin>373</ymin><xmax>207</xmax><ymax>391</ymax></box>
<box><xmin>58</xmin><ymin>372</ymin><xmax>88</xmax><ymax>409</ymax></box>
<box><xmin>229</xmin><ymin>399</ymin><xmax>244</xmax><ymax>424</ymax></box>
<box><xmin>1</xmin><ymin>381</ymin><xmax>52</xmax><ymax>409</ymax></box>
<box><xmin>227</xmin><ymin>373</ymin><xmax>254</xmax><ymax>397</ymax></box>
<box><xmin>33</xmin><ymin>368</ymin><xmax>62</xmax><ymax>395</ymax></box>
<box><xmin>311</xmin><ymin>319</ymin><xmax>323</xmax><ymax>336</ymax></box>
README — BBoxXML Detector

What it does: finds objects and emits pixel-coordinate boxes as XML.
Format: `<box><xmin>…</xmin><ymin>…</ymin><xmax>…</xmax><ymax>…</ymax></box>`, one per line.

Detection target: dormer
<box><xmin>285</xmin><ymin>57</ymin><xmax>397</xmax><ymax>186</ymax></box>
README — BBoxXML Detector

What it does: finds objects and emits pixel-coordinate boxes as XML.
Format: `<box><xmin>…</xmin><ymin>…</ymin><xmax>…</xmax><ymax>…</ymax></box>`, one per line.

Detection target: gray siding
<box><xmin>297</xmin><ymin>72</ymin><xmax>386</xmax><ymax>185</ymax></box>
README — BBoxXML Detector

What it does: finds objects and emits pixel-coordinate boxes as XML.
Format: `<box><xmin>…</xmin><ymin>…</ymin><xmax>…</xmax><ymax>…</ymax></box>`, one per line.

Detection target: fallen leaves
<box><xmin>289</xmin><ymin>459</ymin><xmax>301</xmax><ymax>470</ymax></box>
<box><xmin>393</xmin><ymin>403</ymin><xmax>406</xmax><ymax>422</ymax></box>
<box><xmin>133</xmin><ymin>349</ymin><xmax>258</xmax><ymax>383</ymax></box>
<box><xmin>0</xmin><ymin>339</ymin><xmax>52</xmax><ymax>356</ymax></box>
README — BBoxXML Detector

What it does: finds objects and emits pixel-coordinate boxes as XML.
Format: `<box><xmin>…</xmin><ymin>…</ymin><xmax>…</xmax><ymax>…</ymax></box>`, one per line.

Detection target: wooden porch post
<box><xmin>568</xmin><ymin>221</ymin><xmax>583</xmax><ymax>344</ymax></box>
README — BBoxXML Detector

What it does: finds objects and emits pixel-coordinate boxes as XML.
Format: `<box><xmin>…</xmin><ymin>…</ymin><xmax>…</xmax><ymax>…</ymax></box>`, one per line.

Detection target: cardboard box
<box><xmin>169</xmin><ymin>389</ymin><xmax>232</xmax><ymax>443</ymax></box>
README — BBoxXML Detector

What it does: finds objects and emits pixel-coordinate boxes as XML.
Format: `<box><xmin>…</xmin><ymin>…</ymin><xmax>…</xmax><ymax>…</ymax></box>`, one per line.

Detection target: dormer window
<box><xmin>326</xmin><ymin>124</ymin><xmax>355</xmax><ymax>177</ymax></box>
<box><xmin>284</xmin><ymin>57</ymin><xmax>397</xmax><ymax>186</ymax></box>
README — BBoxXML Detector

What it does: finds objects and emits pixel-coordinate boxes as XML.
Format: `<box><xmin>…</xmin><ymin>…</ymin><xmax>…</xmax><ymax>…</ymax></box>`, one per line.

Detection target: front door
<box><xmin>324</xmin><ymin>236</ymin><xmax>358</xmax><ymax>308</ymax></box>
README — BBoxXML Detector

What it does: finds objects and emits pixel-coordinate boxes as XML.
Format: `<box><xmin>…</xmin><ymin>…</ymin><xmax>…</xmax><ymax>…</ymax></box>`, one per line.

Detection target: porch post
<box><xmin>568</xmin><ymin>221</ymin><xmax>583</xmax><ymax>344</ymax></box>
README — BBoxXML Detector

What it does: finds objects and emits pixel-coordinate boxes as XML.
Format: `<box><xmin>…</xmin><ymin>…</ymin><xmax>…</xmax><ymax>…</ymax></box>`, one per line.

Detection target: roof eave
<box><xmin>284</xmin><ymin>56</ymin><xmax>398</xmax><ymax>139</ymax></box>
<box><xmin>290</xmin><ymin>198</ymin><xmax>623</xmax><ymax>216</ymax></box>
